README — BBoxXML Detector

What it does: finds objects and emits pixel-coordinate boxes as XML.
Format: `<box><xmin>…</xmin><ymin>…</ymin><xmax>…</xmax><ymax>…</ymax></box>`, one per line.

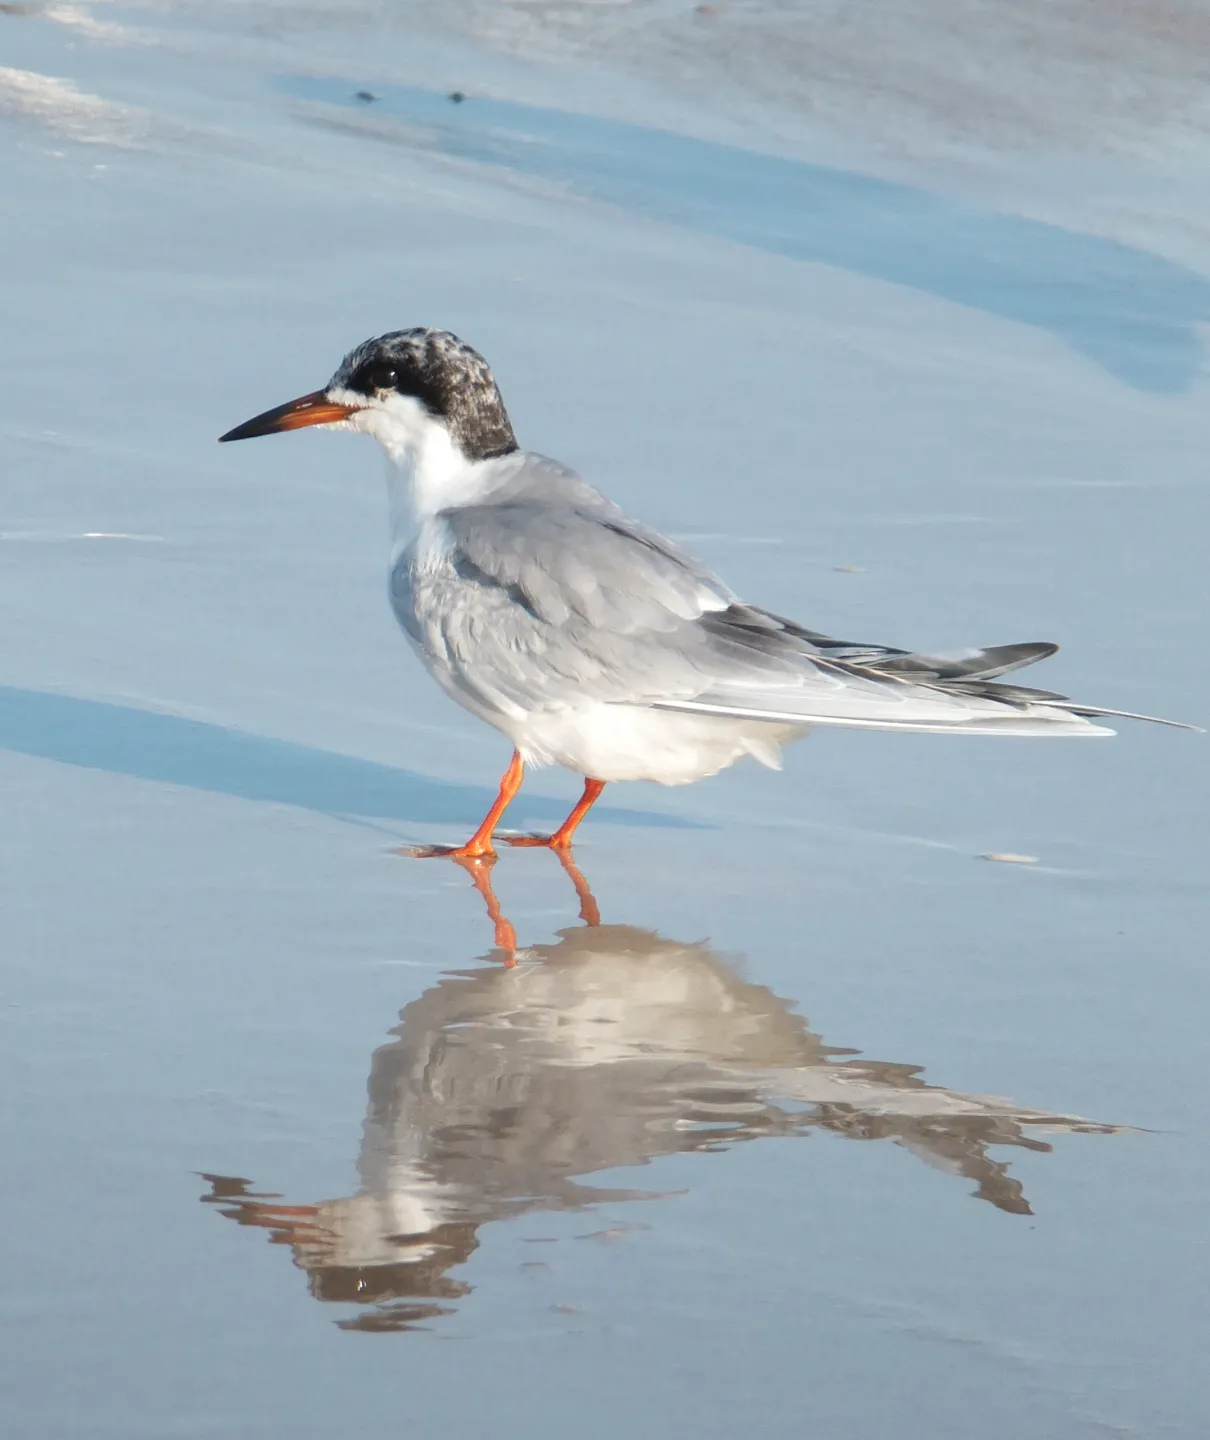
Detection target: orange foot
<box><xmin>500</xmin><ymin>779</ymin><xmax>607</xmax><ymax>852</ymax></box>
<box><xmin>399</xmin><ymin>750</ymin><xmax>525</xmax><ymax>861</ymax></box>
<box><xmin>399</xmin><ymin>842</ymin><xmax>496</xmax><ymax>860</ymax></box>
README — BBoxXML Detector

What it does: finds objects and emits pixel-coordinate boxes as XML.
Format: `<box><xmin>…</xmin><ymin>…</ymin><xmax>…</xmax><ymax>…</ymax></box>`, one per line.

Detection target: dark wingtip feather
<box><xmin>866</xmin><ymin>641</ymin><xmax>1059</xmax><ymax>684</ymax></box>
<box><xmin>1062</xmin><ymin>704</ymin><xmax>1203</xmax><ymax>732</ymax></box>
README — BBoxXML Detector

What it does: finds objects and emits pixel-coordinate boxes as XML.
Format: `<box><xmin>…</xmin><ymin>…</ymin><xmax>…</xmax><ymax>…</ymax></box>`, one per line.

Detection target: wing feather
<box><xmin>386</xmin><ymin>464</ymin><xmax>1190</xmax><ymax>736</ymax></box>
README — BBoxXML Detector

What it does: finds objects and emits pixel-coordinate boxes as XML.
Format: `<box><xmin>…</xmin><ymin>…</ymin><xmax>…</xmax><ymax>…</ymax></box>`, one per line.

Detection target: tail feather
<box><xmin>660</xmin><ymin>614</ymin><xmax>1198</xmax><ymax>735</ymax></box>
<box><xmin>1040</xmin><ymin>702</ymin><xmax>1201</xmax><ymax>732</ymax></box>
<box><xmin>700</xmin><ymin>610</ymin><xmax>1198</xmax><ymax>733</ymax></box>
<box><xmin>650</xmin><ymin>695</ymin><xmax>1115</xmax><ymax>736</ymax></box>
<box><xmin>939</xmin><ymin>675</ymin><xmax>1200</xmax><ymax>731</ymax></box>
<box><xmin>803</xmin><ymin>630</ymin><xmax>1200</xmax><ymax>730</ymax></box>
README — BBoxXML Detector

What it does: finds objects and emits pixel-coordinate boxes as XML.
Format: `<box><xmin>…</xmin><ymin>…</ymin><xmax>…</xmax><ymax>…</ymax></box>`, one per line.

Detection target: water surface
<box><xmin>1</xmin><ymin>4</ymin><xmax>1208</xmax><ymax>1438</ymax></box>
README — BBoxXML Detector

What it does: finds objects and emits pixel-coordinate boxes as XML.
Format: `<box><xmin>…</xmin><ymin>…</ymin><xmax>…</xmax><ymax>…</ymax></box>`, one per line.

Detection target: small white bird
<box><xmin>220</xmin><ymin>328</ymin><xmax>1190</xmax><ymax>858</ymax></box>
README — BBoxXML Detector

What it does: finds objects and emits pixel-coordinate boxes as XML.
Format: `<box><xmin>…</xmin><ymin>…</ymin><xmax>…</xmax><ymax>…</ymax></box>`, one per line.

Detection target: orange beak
<box><xmin>218</xmin><ymin>390</ymin><xmax>360</xmax><ymax>442</ymax></box>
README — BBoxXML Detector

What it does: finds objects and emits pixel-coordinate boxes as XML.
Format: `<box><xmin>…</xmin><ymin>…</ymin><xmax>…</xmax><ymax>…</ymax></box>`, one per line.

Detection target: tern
<box><xmin>220</xmin><ymin>328</ymin><xmax>1190</xmax><ymax>858</ymax></box>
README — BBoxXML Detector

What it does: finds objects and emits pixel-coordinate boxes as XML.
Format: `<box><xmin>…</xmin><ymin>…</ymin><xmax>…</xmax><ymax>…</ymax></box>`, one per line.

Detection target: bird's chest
<box><xmin>387</xmin><ymin>524</ymin><xmax>462</xmax><ymax>646</ymax></box>
<box><xmin>389</xmin><ymin>523</ymin><xmax>522</xmax><ymax>675</ymax></box>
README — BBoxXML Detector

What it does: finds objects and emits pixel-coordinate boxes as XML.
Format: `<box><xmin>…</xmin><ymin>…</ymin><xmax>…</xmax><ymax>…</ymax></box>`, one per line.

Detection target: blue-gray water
<box><xmin>1</xmin><ymin>4</ymin><xmax>1208</xmax><ymax>1438</ymax></box>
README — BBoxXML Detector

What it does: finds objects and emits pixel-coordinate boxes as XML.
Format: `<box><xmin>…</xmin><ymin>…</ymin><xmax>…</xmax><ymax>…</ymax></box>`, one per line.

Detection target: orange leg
<box><xmin>504</xmin><ymin>778</ymin><xmax>606</xmax><ymax>852</ymax></box>
<box><xmin>405</xmin><ymin>750</ymin><xmax>525</xmax><ymax>860</ymax></box>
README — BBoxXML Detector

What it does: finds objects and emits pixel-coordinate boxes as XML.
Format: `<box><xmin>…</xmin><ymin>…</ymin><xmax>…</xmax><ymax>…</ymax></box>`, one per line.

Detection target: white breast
<box><xmin>327</xmin><ymin>385</ymin><xmax>504</xmax><ymax>560</ymax></box>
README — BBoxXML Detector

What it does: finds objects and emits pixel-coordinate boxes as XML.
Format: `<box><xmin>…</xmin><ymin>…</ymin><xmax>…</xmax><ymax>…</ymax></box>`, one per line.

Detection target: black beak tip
<box><xmin>218</xmin><ymin>420</ymin><xmax>261</xmax><ymax>443</ymax></box>
<box><xmin>216</xmin><ymin>392</ymin><xmax>350</xmax><ymax>444</ymax></box>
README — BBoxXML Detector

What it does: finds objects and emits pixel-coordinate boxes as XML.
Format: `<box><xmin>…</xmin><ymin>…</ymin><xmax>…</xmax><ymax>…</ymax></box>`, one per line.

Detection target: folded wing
<box><xmin>405</xmin><ymin>486</ymin><xmax>1191</xmax><ymax>736</ymax></box>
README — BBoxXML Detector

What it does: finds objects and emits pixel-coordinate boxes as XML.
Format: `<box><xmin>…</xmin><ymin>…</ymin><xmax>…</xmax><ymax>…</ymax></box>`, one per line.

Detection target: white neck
<box><xmin>332</xmin><ymin>389</ymin><xmax>498</xmax><ymax>558</ymax></box>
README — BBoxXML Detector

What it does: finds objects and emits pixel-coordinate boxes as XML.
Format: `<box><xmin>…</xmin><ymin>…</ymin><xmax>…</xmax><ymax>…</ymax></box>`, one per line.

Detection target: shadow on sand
<box><xmin>0</xmin><ymin>685</ymin><xmax>693</xmax><ymax>834</ymax></box>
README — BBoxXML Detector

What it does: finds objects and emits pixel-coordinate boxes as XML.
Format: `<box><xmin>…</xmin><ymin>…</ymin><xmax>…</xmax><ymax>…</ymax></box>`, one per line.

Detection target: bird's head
<box><xmin>219</xmin><ymin>327</ymin><xmax>518</xmax><ymax>464</ymax></box>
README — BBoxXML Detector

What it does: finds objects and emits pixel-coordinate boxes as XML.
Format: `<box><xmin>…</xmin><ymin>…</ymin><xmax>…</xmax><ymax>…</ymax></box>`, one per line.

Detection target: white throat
<box><xmin>328</xmin><ymin>388</ymin><xmax>496</xmax><ymax>558</ymax></box>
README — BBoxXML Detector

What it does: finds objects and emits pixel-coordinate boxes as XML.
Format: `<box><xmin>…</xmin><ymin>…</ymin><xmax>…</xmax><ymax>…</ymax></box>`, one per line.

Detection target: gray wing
<box><xmin>395</xmin><ymin>496</ymin><xmax>750</xmax><ymax>719</ymax></box>
<box><xmin>397</xmin><ymin>490</ymin><xmax>1184</xmax><ymax>734</ymax></box>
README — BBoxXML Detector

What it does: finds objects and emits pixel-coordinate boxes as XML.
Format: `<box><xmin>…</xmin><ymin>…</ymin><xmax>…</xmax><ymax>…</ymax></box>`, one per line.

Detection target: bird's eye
<box><xmin>361</xmin><ymin>363</ymin><xmax>398</xmax><ymax>393</ymax></box>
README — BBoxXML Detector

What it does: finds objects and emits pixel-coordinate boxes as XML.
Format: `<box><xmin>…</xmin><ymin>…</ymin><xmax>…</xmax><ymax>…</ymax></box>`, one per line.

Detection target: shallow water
<box><xmin>2</xmin><ymin>4</ymin><xmax>1209</xmax><ymax>1437</ymax></box>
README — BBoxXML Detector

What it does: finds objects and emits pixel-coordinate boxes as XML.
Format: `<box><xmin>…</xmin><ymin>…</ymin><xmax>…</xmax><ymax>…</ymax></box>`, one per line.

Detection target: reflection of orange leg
<box><xmin>452</xmin><ymin>855</ymin><xmax>518</xmax><ymax>960</ymax></box>
<box><xmin>553</xmin><ymin>849</ymin><xmax>602</xmax><ymax>928</ymax></box>
<box><xmin>453</xmin><ymin>843</ymin><xmax>602</xmax><ymax>961</ymax></box>
<box><xmin>503</xmin><ymin>778</ymin><xmax>606</xmax><ymax>852</ymax></box>
<box><xmin>405</xmin><ymin>751</ymin><xmax>525</xmax><ymax>860</ymax></box>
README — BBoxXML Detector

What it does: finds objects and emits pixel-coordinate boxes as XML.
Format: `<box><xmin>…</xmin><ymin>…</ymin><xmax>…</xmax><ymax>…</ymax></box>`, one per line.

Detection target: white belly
<box><xmin>506</xmin><ymin>703</ymin><xmax>806</xmax><ymax>785</ymax></box>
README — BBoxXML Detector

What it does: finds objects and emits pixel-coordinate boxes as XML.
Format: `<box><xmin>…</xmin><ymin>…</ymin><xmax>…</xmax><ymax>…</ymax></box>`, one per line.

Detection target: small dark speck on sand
<box><xmin>354</xmin><ymin>91</ymin><xmax>378</xmax><ymax>103</ymax></box>
<box><xmin>449</xmin><ymin>91</ymin><xmax>467</xmax><ymax>103</ymax></box>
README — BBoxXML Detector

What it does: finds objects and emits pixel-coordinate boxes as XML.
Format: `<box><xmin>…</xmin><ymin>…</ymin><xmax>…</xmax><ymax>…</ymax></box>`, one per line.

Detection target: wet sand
<box><xmin>1</xmin><ymin>3</ymin><xmax>1207</xmax><ymax>1436</ymax></box>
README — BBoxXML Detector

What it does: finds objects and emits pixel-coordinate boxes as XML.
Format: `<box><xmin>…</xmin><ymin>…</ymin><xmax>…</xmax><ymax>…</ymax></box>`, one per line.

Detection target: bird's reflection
<box><xmin>201</xmin><ymin>854</ymin><xmax>1119</xmax><ymax>1332</ymax></box>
